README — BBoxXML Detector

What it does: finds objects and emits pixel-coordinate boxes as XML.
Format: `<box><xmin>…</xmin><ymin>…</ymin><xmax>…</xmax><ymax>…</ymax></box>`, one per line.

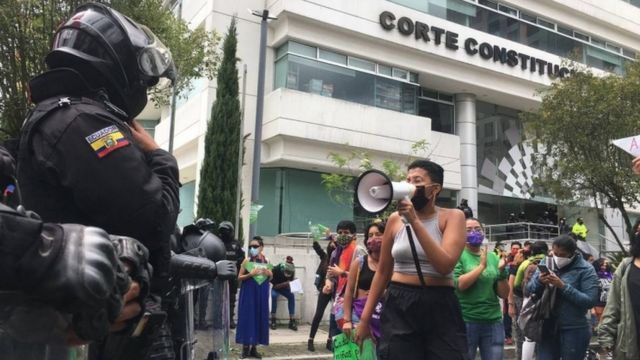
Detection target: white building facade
<box><xmin>154</xmin><ymin>0</ymin><xmax>640</xmax><ymax>252</ymax></box>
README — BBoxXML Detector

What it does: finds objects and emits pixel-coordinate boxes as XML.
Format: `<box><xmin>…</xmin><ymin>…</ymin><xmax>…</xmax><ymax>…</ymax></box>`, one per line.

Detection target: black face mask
<box><xmin>411</xmin><ymin>186</ymin><xmax>430</xmax><ymax>211</ymax></box>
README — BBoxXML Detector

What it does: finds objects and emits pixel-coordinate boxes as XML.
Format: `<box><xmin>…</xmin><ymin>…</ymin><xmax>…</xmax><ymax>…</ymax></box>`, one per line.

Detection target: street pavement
<box><xmin>195</xmin><ymin>324</ymin><xmax>520</xmax><ymax>359</ymax></box>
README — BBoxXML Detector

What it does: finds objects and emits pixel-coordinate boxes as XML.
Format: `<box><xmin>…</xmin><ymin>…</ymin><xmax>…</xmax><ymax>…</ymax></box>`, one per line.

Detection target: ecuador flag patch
<box><xmin>85</xmin><ymin>125</ymin><xmax>130</xmax><ymax>158</ymax></box>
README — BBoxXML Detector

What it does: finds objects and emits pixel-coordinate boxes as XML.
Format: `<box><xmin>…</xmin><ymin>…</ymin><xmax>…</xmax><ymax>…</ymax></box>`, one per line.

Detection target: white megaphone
<box><xmin>354</xmin><ymin>169</ymin><xmax>416</xmax><ymax>214</ymax></box>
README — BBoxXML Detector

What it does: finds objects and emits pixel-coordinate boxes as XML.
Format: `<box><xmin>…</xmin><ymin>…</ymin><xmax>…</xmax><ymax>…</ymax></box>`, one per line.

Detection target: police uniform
<box><xmin>17</xmin><ymin>84</ymin><xmax>180</xmax><ymax>290</ymax></box>
<box><xmin>224</xmin><ymin>238</ymin><xmax>245</xmax><ymax>323</ymax></box>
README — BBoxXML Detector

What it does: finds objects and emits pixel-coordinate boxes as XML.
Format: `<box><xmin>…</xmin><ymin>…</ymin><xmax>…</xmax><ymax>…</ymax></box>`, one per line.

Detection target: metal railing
<box><xmin>483</xmin><ymin>222</ymin><xmax>561</xmax><ymax>243</ymax></box>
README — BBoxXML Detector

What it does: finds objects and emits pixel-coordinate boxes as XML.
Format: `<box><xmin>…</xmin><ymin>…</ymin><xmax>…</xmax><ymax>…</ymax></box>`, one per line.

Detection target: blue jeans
<box><xmin>466</xmin><ymin>321</ymin><xmax>504</xmax><ymax>360</ymax></box>
<box><xmin>537</xmin><ymin>326</ymin><xmax>591</xmax><ymax>360</ymax></box>
<box><xmin>271</xmin><ymin>288</ymin><xmax>295</xmax><ymax>316</ymax></box>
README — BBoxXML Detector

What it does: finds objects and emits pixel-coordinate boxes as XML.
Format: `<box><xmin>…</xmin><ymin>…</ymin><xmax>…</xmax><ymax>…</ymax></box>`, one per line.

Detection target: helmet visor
<box><xmin>137</xmin><ymin>25</ymin><xmax>176</xmax><ymax>83</ymax></box>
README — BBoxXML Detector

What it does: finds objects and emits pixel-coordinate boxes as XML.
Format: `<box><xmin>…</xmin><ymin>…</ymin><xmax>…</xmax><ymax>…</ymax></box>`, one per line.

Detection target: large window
<box><xmin>389</xmin><ymin>0</ymin><xmax>634</xmax><ymax>75</ymax></box>
<box><xmin>256</xmin><ymin>168</ymin><xmax>353</xmax><ymax>235</ymax></box>
<box><xmin>275</xmin><ymin>42</ymin><xmax>418</xmax><ymax>114</ymax></box>
<box><xmin>418</xmin><ymin>88</ymin><xmax>455</xmax><ymax>133</ymax></box>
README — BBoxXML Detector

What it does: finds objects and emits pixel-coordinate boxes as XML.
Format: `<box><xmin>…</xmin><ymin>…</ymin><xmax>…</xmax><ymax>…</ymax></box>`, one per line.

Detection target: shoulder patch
<box><xmin>85</xmin><ymin>125</ymin><xmax>130</xmax><ymax>158</ymax></box>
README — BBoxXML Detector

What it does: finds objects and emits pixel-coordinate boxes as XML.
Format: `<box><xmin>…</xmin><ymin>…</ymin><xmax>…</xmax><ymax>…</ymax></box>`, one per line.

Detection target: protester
<box><xmin>592</xmin><ymin>258</ymin><xmax>613</xmax><ymax>326</ymax></box>
<box><xmin>236</xmin><ymin>236</ymin><xmax>272</xmax><ymax>359</ymax></box>
<box><xmin>597</xmin><ymin>219</ymin><xmax>640</xmax><ymax>359</ymax></box>
<box><xmin>307</xmin><ymin>232</ymin><xmax>336</xmax><ymax>352</ymax></box>
<box><xmin>503</xmin><ymin>242</ymin><xmax>522</xmax><ymax>345</ymax></box>
<box><xmin>342</xmin><ymin>223</ymin><xmax>385</xmax><ymax>342</ymax></box>
<box><xmin>270</xmin><ymin>256</ymin><xmax>298</xmax><ymax>331</ymax></box>
<box><xmin>454</xmin><ymin>218</ymin><xmax>509</xmax><ymax>360</ymax></box>
<box><xmin>323</xmin><ymin>220</ymin><xmax>366</xmax><ymax>350</ymax></box>
<box><xmin>510</xmin><ymin>240</ymin><xmax>548</xmax><ymax>360</ymax></box>
<box><xmin>526</xmin><ymin>235</ymin><xmax>599</xmax><ymax>360</ymax></box>
<box><xmin>507</xmin><ymin>246</ymin><xmax>525</xmax><ymax>347</ymax></box>
<box><xmin>355</xmin><ymin>159</ymin><xmax>467</xmax><ymax>359</ymax></box>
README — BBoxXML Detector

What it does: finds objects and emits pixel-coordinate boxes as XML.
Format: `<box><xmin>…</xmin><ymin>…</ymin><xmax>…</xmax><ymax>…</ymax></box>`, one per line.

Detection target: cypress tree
<box><xmin>197</xmin><ymin>17</ymin><xmax>241</xmax><ymax>230</ymax></box>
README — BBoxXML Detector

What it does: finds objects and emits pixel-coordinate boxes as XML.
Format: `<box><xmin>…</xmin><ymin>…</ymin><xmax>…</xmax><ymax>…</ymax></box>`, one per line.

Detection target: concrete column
<box><xmin>455</xmin><ymin>93</ymin><xmax>478</xmax><ymax>217</ymax></box>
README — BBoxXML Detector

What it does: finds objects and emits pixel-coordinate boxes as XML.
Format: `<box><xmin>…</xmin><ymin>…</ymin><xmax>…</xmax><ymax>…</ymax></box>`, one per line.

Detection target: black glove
<box><xmin>110</xmin><ymin>235</ymin><xmax>152</xmax><ymax>329</ymax></box>
<box><xmin>216</xmin><ymin>260</ymin><xmax>238</xmax><ymax>280</ymax></box>
<box><xmin>0</xmin><ymin>145</ymin><xmax>15</xmax><ymax>178</ymax></box>
<box><xmin>170</xmin><ymin>254</ymin><xmax>236</xmax><ymax>281</ymax></box>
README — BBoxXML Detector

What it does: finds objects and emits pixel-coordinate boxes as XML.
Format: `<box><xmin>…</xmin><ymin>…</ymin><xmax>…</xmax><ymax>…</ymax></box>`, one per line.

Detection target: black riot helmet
<box><xmin>45</xmin><ymin>2</ymin><xmax>176</xmax><ymax>117</ymax></box>
<box><xmin>194</xmin><ymin>218</ymin><xmax>217</xmax><ymax>232</ymax></box>
<box><xmin>218</xmin><ymin>221</ymin><xmax>234</xmax><ymax>242</ymax></box>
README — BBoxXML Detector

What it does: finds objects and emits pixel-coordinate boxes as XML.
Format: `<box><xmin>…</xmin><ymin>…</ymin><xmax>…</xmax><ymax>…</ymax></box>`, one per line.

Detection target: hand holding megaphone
<box><xmin>355</xmin><ymin>170</ymin><xmax>416</xmax><ymax>214</ymax></box>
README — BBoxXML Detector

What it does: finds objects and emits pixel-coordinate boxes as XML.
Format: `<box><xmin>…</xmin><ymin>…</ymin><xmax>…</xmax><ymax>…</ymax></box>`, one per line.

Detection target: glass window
<box><xmin>319</xmin><ymin>49</ymin><xmax>347</xmax><ymax>65</ymax></box>
<box><xmin>606</xmin><ymin>43</ymin><xmax>621</xmax><ymax>53</ymax></box>
<box><xmin>257</xmin><ymin>168</ymin><xmax>354</xmax><ymax>235</ymax></box>
<box><xmin>591</xmin><ymin>37</ymin><xmax>605</xmax><ymax>48</ymax></box>
<box><xmin>536</xmin><ymin>17</ymin><xmax>555</xmax><ymax>30</ymax></box>
<box><xmin>392</xmin><ymin>68</ymin><xmax>408</xmax><ymax>80</ymax></box>
<box><xmin>289</xmin><ymin>41</ymin><xmax>317</xmax><ymax>58</ymax></box>
<box><xmin>519</xmin><ymin>12</ymin><xmax>536</xmax><ymax>23</ymax></box>
<box><xmin>418</xmin><ymin>98</ymin><xmax>454</xmax><ymax>134</ymax></box>
<box><xmin>378</xmin><ymin>64</ymin><xmax>392</xmax><ymax>76</ymax></box>
<box><xmin>409</xmin><ymin>72</ymin><xmax>419</xmax><ymax>83</ymax></box>
<box><xmin>422</xmin><ymin>88</ymin><xmax>438</xmax><ymax>99</ymax></box>
<box><xmin>276</xmin><ymin>42</ymin><xmax>288</xmax><ymax>60</ymax></box>
<box><xmin>557</xmin><ymin>25</ymin><xmax>572</xmax><ymax>36</ymax></box>
<box><xmin>275</xmin><ymin>54</ymin><xmax>417</xmax><ymax>114</ymax></box>
<box><xmin>375</xmin><ymin>77</ymin><xmax>417</xmax><ymax>114</ymax></box>
<box><xmin>348</xmin><ymin>56</ymin><xmax>376</xmax><ymax>72</ymax></box>
<box><xmin>623</xmin><ymin>48</ymin><xmax>636</xmax><ymax>59</ymax></box>
<box><xmin>498</xmin><ymin>4</ymin><xmax>517</xmax><ymax>16</ymax></box>
<box><xmin>439</xmin><ymin>93</ymin><xmax>454</xmax><ymax>103</ymax></box>
<box><xmin>574</xmin><ymin>31</ymin><xmax>589</xmax><ymax>42</ymax></box>
<box><xmin>478</xmin><ymin>0</ymin><xmax>497</xmax><ymax>9</ymax></box>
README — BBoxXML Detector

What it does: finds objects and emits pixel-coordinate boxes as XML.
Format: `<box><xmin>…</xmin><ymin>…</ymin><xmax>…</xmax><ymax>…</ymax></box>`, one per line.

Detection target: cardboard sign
<box><xmin>612</xmin><ymin>135</ymin><xmax>640</xmax><ymax>157</ymax></box>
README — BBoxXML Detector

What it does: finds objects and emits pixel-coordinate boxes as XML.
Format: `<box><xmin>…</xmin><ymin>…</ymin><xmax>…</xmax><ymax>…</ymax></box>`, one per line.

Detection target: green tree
<box><xmin>0</xmin><ymin>0</ymin><xmax>220</xmax><ymax>138</ymax></box>
<box><xmin>196</xmin><ymin>18</ymin><xmax>241</xmax><ymax>231</ymax></box>
<box><xmin>525</xmin><ymin>61</ymin><xmax>640</xmax><ymax>254</ymax></box>
<box><xmin>321</xmin><ymin>139</ymin><xmax>431</xmax><ymax>220</ymax></box>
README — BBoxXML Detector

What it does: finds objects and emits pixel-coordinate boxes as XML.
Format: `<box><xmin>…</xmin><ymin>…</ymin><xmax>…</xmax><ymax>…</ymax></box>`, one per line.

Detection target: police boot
<box><xmin>270</xmin><ymin>316</ymin><xmax>277</xmax><ymax>330</ymax></box>
<box><xmin>307</xmin><ymin>339</ymin><xmax>315</xmax><ymax>352</ymax></box>
<box><xmin>288</xmin><ymin>318</ymin><xmax>298</xmax><ymax>331</ymax></box>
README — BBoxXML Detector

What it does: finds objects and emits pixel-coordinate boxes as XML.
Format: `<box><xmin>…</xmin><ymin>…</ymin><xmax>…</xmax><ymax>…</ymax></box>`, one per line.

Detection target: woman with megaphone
<box><xmin>354</xmin><ymin>160</ymin><xmax>468</xmax><ymax>360</ymax></box>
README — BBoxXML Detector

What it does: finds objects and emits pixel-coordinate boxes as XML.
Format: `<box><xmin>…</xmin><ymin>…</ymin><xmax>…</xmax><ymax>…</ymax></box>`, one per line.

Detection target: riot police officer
<box><xmin>16</xmin><ymin>3</ymin><xmax>179</xmax><ymax>359</ymax></box>
<box><xmin>218</xmin><ymin>221</ymin><xmax>245</xmax><ymax>328</ymax></box>
<box><xmin>0</xmin><ymin>145</ymin><xmax>146</xmax><ymax>359</ymax></box>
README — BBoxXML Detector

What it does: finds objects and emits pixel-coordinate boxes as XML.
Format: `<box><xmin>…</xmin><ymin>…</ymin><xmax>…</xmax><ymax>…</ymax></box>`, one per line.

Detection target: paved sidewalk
<box><xmin>195</xmin><ymin>324</ymin><xmax>333</xmax><ymax>360</ymax></box>
<box><xmin>195</xmin><ymin>324</ymin><xmax>522</xmax><ymax>359</ymax></box>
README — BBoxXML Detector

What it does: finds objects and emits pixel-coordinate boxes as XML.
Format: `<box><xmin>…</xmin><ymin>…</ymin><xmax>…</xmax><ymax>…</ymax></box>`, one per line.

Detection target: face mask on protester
<box><xmin>410</xmin><ymin>186</ymin><xmax>429</xmax><ymax>211</ymax></box>
<box><xmin>553</xmin><ymin>254</ymin><xmax>574</xmax><ymax>269</ymax></box>
<box><xmin>466</xmin><ymin>230</ymin><xmax>484</xmax><ymax>247</ymax></box>
<box><xmin>249</xmin><ymin>247</ymin><xmax>260</xmax><ymax>257</ymax></box>
<box><xmin>336</xmin><ymin>234</ymin><xmax>352</xmax><ymax>246</ymax></box>
<box><xmin>367</xmin><ymin>236</ymin><xmax>383</xmax><ymax>254</ymax></box>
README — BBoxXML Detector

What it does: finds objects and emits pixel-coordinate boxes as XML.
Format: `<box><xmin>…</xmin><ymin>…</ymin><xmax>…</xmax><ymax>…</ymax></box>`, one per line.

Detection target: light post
<box><xmin>248</xmin><ymin>9</ymin><xmax>277</xmax><ymax>244</ymax></box>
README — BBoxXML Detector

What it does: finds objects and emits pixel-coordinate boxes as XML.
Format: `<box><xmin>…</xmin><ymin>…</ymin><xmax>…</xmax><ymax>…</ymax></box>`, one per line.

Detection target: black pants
<box><xmin>308</xmin><ymin>291</ymin><xmax>332</xmax><ymax>340</ymax></box>
<box><xmin>377</xmin><ymin>282</ymin><xmax>468</xmax><ymax>360</ymax></box>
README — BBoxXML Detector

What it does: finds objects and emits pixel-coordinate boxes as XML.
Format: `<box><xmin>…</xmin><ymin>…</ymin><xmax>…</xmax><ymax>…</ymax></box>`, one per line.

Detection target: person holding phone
<box><xmin>236</xmin><ymin>236</ymin><xmax>273</xmax><ymax>359</ymax></box>
<box><xmin>454</xmin><ymin>218</ymin><xmax>509</xmax><ymax>360</ymax></box>
<box><xmin>526</xmin><ymin>235</ymin><xmax>599</xmax><ymax>360</ymax></box>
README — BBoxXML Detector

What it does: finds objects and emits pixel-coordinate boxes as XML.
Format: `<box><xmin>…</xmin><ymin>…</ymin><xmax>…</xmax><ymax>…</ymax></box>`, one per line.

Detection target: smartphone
<box><xmin>537</xmin><ymin>264</ymin><xmax>550</xmax><ymax>274</ymax></box>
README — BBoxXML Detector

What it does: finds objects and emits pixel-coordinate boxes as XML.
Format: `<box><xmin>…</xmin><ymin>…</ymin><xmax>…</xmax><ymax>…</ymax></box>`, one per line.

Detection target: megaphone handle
<box><xmin>404</xmin><ymin>223</ymin><xmax>427</xmax><ymax>288</ymax></box>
